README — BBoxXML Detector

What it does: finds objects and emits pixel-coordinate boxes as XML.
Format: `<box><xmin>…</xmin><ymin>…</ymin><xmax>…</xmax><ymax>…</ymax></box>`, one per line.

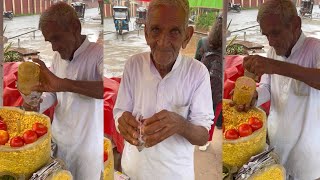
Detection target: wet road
<box><xmin>227</xmin><ymin>7</ymin><xmax>320</xmax><ymax>53</ymax></box>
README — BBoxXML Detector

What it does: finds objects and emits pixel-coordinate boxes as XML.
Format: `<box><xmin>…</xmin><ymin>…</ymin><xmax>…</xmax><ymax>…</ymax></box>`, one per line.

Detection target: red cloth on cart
<box><xmin>3</xmin><ymin>62</ymin><xmax>55</xmax><ymax>119</ymax></box>
<box><xmin>208</xmin><ymin>102</ymin><xmax>222</xmax><ymax>141</ymax></box>
<box><xmin>103</xmin><ymin>77</ymin><xmax>124</xmax><ymax>153</ymax></box>
<box><xmin>224</xmin><ymin>56</ymin><xmax>270</xmax><ymax>114</ymax></box>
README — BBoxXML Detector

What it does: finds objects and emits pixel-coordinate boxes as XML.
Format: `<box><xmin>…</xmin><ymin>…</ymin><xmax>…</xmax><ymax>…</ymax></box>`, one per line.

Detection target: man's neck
<box><xmin>285</xmin><ymin>30</ymin><xmax>302</xmax><ymax>58</ymax></box>
<box><xmin>69</xmin><ymin>35</ymin><xmax>86</xmax><ymax>61</ymax></box>
<box><xmin>151</xmin><ymin>55</ymin><xmax>176</xmax><ymax>78</ymax></box>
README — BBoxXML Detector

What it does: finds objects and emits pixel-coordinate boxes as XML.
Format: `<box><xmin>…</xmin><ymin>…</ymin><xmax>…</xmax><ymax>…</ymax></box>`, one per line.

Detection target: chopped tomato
<box><xmin>32</xmin><ymin>123</ymin><xmax>48</xmax><ymax>137</ymax></box>
<box><xmin>0</xmin><ymin>121</ymin><xmax>7</xmax><ymax>131</ymax></box>
<box><xmin>104</xmin><ymin>151</ymin><xmax>108</xmax><ymax>162</ymax></box>
<box><xmin>10</xmin><ymin>136</ymin><xmax>24</xmax><ymax>147</ymax></box>
<box><xmin>23</xmin><ymin>130</ymin><xmax>38</xmax><ymax>144</ymax></box>
<box><xmin>248</xmin><ymin>117</ymin><xmax>263</xmax><ymax>131</ymax></box>
<box><xmin>0</xmin><ymin>130</ymin><xmax>9</xmax><ymax>145</ymax></box>
<box><xmin>225</xmin><ymin>129</ymin><xmax>239</xmax><ymax>140</ymax></box>
<box><xmin>238</xmin><ymin>124</ymin><xmax>253</xmax><ymax>137</ymax></box>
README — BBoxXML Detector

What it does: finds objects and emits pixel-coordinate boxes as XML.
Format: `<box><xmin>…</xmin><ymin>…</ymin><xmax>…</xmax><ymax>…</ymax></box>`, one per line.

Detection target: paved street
<box><xmin>227</xmin><ymin>7</ymin><xmax>320</xmax><ymax>54</ymax></box>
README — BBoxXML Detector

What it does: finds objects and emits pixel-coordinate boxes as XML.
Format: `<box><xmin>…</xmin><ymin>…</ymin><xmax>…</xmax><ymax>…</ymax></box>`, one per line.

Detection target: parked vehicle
<box><xmin>228</xmin><ymin>2</ymin><xmax>241</xmax><ymax>13</ymax></box>
<box><xmin>3</xmin><ymin>11</ymin><xmax>14</xmax><ymax>20</ymax></box>
<box><xmin>135</xmin><ymin>7</ymin><xmax>147</xmax><ymax>29</ymax></box>
<box><xmin>113</xmin><ymin>6</ymin><xmax>130</xmax><ymax>35</ymax></box>
<box><xmin>71</xmin><ymin>2</ymin><xmax>86</xmax><ymax>19</ymax></box>
<box><xmin>299</xmin><ymin>0</ymin><xmax>314</xmax><ymax>18</ymax></box>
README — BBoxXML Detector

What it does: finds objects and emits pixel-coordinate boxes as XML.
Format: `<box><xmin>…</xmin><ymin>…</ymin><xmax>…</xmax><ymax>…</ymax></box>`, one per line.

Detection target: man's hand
<box><xmin>118</xmin><ymin>111</ymin><xmax>140</xmax><ymax>146</ymax></box>
<box><xmin>22</xmin><ymin>98</ymin><xmax>43</xmax><ymax>112</ymax></box>
<box><xmin>229</xmin><ymin>89</ymin><xmax>258</xmax><ymax>112</ymax></box>
<box><xmin>142</xmin><ymin>110</ymin><xmax>186</xmax><ymax>148</ymax></box>
<box><xmin>243</xmin><ymin>55</ymin><xmax>278</xmax><ymax>77</ymax></box>
<box><xmin>31</xmin><ymin>58</ymin><xmax>64</xmax><ymax>92</ymax></box>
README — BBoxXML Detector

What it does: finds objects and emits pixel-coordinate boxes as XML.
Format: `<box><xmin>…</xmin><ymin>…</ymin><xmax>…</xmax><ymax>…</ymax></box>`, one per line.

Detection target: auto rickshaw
<box><xmin>299</xmin><ymin>0</ymin><xmax>314</xmax><ymax>18</ymax></box>
<box><xmin>135</xmin><ymin>7</ymin><xmax>147</xmax><ymax>29</ymax></box>
<box><xmin>71</xmin><ymin>2</ymin><xmax>86</xmax><ymax>19</ymax></box>
<box><xmin>113</xmin><ymin>6</ymin><xmax>130</xmax><ymax>35</ymax></box>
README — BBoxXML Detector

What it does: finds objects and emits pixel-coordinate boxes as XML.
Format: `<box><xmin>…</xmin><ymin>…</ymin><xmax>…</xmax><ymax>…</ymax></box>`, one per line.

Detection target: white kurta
<box><xmin>40</xmin><ymin>37</ymin><xmax>104</xmax><ymax>180</ymax></box>
<box><xmin>113</xmin><ymin>52</ymin><xmax>214</xmax><ymax>180</ymax></box>
<box><xmin>257</xmin><ymin>33</ymin><xmax>320</xmax><ymax>180</ymax></box>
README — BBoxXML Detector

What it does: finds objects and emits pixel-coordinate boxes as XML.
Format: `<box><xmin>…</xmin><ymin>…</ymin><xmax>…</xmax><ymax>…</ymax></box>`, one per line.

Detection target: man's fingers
<box><xmin>121</xmin><ymin>112</ymin><xmax>139</xmax><ymax>128</ymax></box>
<box><xmin>143</xmin><ymin>116</ymin><xmax>159</xmax><ymax>126</ymax></box>
<box><xmin>143</xmin><ymin>111</ymin><xmax>167</xmax><ymax>126</ymax></box>
<box><xmin>229</xmin><ymin>100</ymin><xmax>235</xmax><ymax>107</ymax></box>
<box><xmin>118</xmin><ymin>125</ymin><xmax>139</xmax><ymax>146</ymax></box>
<box><xmin>236</xmin><ymin>104</ymin><xmax>245</xmax><ymax>112</ymax></box>
<box><xmin>118</xmin><ymin>118</ymin><xmax>139</xmax><ymax>138</ymax></box>
<box><xmin>127</xmin><ymin>117</ymin><xmax>139</xmax><ymax>129</ymax></box>
<box><xmin>244</xmin><ymin>103</ymin><xmax>251</xmax><ymax>112</ymax></box>
<box><xmin>143</xmin><ymin>127</ymin><xmax>171</xmax><ymax>148</ymax></box>
<box><xmin>142</xmin><ymin>119</ymin><xmax>166</xmax><ymax>135</ymax></box>
<box><xmin>32</xmin><ymin>58</ymin><xmax>46</xmax><ymax>67</ymax></box>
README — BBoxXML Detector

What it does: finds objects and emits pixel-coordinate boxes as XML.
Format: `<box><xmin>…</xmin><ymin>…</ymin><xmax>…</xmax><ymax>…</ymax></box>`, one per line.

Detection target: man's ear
<box><xmin>293</xmin><ymin>16</ymin><xmax>301</xmax><ymax>32</ymax></box>
<box><xmin>182</xmin><ymin>26</ymin><xmax>194</xmax><ymax>49</ymax></box>
<box><xmin>69</xmin><ymin>19</ymin><xmax>81</xmax><ymax>34</ymax></box>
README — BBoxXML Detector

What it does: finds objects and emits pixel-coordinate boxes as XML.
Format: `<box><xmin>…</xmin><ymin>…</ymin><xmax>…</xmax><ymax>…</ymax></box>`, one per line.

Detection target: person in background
<box><xmin>196</xmin><ymin>16</ymin><xmax>223</xmax><ymax>151</ymax></box>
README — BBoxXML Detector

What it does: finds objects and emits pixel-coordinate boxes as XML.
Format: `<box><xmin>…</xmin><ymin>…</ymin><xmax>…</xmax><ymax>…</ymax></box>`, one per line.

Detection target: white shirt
<box><xmin>40</xmin><ymin>37</ymin><xmax>104</xmax><ymax>180</ymax></box>
<box><xmin>257</xmin><ymin>33</ymin><xmax>320</xmax><ymax>180</ymax></box>
<box><xmin>113</xmin><ymin>52</ymin><xmax>214</xmax><ymax>180</ymax></box>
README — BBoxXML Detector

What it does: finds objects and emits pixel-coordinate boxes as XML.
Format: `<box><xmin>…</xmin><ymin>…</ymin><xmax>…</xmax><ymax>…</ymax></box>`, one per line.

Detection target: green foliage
<box><xmin>104</xmin><ymin>0</ymin><xmax>110</xmax><ymax>4</ymax></box>
<box><xmin>195</xmin><ymin>12</ymin><xmax>216</xmax><ymax>30</ymax></box>
<box><xmin>4</xmin><ymin>43</ymin><xmax>23</xmax><ymax>62</ymax></box>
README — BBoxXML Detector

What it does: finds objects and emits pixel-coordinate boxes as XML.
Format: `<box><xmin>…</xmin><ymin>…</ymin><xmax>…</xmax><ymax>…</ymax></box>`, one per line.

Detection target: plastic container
<box><xmin>222</xmin><ymin>100</ymin><xmax>267</xmax><ymax>168</ymax></box>
<box><xmin>233</xmin><ymin>76</ymin><xmax>256</xmax><ymax>105</ymax></box>
<box><xmin>47</xmin><ymin>170</ymin><xmax>73</xmax><ymax>180</ymax></box>
<box><xmin>249</xmin><ymin>164</ymin><xmax>286</xmax><ymax>180</ymax></box>
<box><xmin>17</xmin><ymin>61</ymin><xmax>40</xmax><ymax>96</ymax></box>
<box><xmin>104</xmin><ymin>138</ymin><xmax>114</xmax><ymax>180</ymax></box>
<box><xmin>0</xmin><ymin>107</ymin><xmax>51</xmax><ymax>179</ymax></box>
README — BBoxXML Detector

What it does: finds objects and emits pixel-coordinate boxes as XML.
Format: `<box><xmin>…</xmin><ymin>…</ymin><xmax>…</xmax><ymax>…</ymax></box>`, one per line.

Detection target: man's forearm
<box><xmin>272</xmin><ymin>60</ymin><xmax>320</xmax><ymax>89</ymax></box>
<box><xmin>178</xmin><ymin>121</ymin><xmax>209</xmax><ymax>146</ymax></box>
<box><xmin>60</xmin><ymin>79</ymin><xmax>103</xmax><ymax>99</ymax></box>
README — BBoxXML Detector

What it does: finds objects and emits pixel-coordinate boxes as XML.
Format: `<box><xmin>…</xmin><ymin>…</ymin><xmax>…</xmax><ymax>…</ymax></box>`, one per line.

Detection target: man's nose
<box><xmin>157</xmin><ymin>33</ymin><xmax>170</xmax><ymax>47</ymax></box>
<box><xmin>267</xmin><ymin>36</ymin><xmax>277</xmax><ymax>47</ymax></box>
<box><xmin>51</xmin><ymin>43</ymin><xmax>58</xmax><ymax>52</ymax></box>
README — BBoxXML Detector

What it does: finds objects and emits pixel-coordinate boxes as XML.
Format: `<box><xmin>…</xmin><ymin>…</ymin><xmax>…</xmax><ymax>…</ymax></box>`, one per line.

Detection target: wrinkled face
<box><xmin>145</xmin><ymin>5</ymin><xmax>193</xmax><ymax>66</ymax></box>
<box><xmin>41</xmin><ymin>22</ymin><xmax>77</xmax><ymax>60</ymax></box>
<box><xmin>260</xmin><ymin>14</ymin><xmax>296</xmax><ymax>56</ymax></box>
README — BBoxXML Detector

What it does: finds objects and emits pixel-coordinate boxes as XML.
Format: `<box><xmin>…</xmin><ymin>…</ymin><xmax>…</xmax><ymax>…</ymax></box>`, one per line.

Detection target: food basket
<box><xmin>104</xmin><ymin>138</ymin><xmax>114</xmax><ymax>180</ymax></box>
<box><xmin>0</xmin><ymin>107</ymin><xmax>51</xmax><ymax>179</ymax></box>
<box><xmin>223</xmin><ymin>100</ymin><xmax>267</xmax><ymax>168</ymax></box>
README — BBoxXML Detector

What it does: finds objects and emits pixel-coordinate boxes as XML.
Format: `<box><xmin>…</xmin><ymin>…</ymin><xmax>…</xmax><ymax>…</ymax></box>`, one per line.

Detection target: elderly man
<box><xmin>238</xmin><ymin>0</ymin><xmax>320</xmax><ymax>179</ymax></box>
<box><xmin>23</xmin><ymin>2</ymin><xmax>104</xmax><ymax>179</ymax></box>
<box><xmin>113</xmin><ymin>0</ymin><xmax>214</xmax><ymax>179</ymax></box>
